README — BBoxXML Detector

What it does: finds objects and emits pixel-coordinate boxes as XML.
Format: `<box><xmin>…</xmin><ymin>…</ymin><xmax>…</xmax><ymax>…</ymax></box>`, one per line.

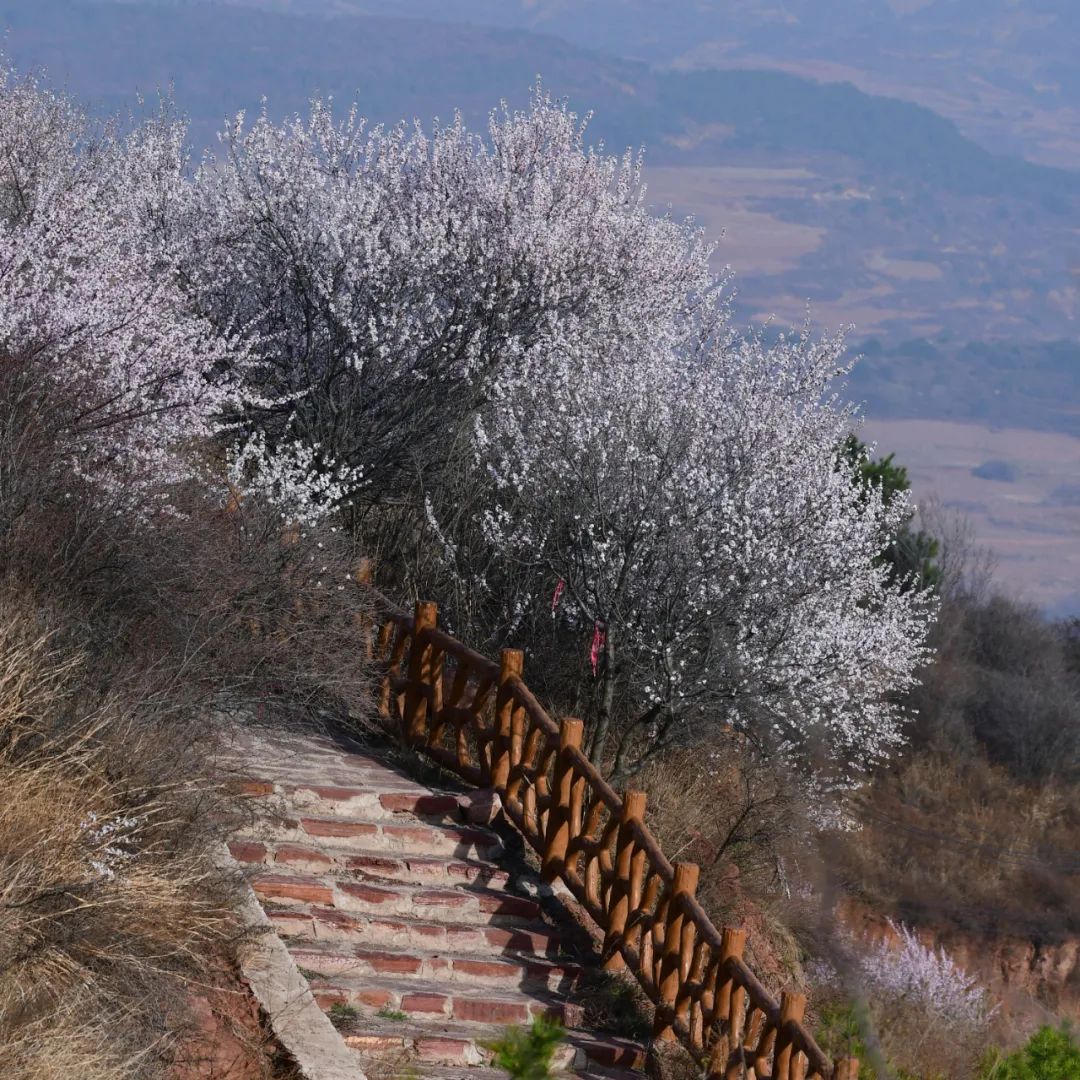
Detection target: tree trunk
<box><xmin>588</xmin><ymin>626</ymin><xmax>616</xmax><ymax>768</ymax></box>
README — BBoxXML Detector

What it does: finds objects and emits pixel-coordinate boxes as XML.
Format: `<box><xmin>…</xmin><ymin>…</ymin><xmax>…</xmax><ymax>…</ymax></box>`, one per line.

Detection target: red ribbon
<box><xmin>551</xmin><ymin>578</ymin><xmax>565</xmax><ymax>612</ymax></box>
<box><xmin>590</xmin><ymin>622</ymin><xmax>606</xmax><ymax>677</ymax></box>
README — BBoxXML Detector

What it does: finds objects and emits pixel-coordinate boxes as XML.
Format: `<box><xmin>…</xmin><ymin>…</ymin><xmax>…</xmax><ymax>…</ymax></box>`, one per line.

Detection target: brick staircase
<box><xmin>226</xmin><ymin>727</ymin><xmax>649</xmax><ymax>1080</ymax></box>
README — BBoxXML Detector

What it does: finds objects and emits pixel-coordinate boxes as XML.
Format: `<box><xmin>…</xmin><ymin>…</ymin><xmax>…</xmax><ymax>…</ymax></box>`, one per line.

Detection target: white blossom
<box><xmin>0</xmin><ymin>66</ymin><xmax>934</xmax><ymax>781</ymax></box>
<box><xmin>816</xmin><ymin>921</ymin><xmax>994</xmax><ymax>1027</ymax></box>
<box><xmin>164</xmin><ymin>87</ymin><xmax>720</xmax><ymax>518</ymax></box>
<box><xmin>434</xmin><ymin>315</ymin><xmax>934</xmax><ymax>781</ymax></box>
<box><xmin>0</xmin><ymin>68</ymin><xmax>244</xmax><ymax>501</ymax></box>
<box><xmin>78</xmin><ymin>810</ymin><xmax>142</xmax><ymax>882</ymax></box>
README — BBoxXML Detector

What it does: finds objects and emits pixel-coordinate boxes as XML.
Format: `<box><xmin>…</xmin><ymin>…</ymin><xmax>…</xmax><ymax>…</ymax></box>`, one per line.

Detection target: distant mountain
<box><xmin>4</xmin><ymin>0</ymin><xmax>1079</xmax><ymax>435</ymax></box>
<box><xmin>283</xmin><ymin>0</ymin><xmax>1080</xmax><ymax>170</ymax></box>
<box><xmin>5</xmin><ymin>0</ymin><xmax>1077</xmax><ymax>610</ymax></box>
<box><xmin>7</xmin><ymin>0</ymin><xmax>1075</xmax><ymax>206</ymax></box>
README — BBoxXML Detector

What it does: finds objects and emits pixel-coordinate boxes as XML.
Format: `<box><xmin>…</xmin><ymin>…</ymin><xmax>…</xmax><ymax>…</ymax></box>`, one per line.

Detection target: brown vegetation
<box><xmin>0</xmin><ymin>352</ymin><xmax>376</xmax><ymax>1077</ymax></box>
<box><xmin>0</xmin><ymin>609</ymin><xmax>230</xmax><ymax>1078</ymax></box>
<box><xmin>637</xmin><ymin>740</ymin><xmax>813</xmax><ymax>987</ymax></box>
<box><xmin>836</xmin><ymin>750</ymin><xmax>1079</xmax><ymax>941</ymax></box>
<box><xmin>834</xmin><ymin>580</ymin><xmax>1079</xmax><ymax>944</ymax></box>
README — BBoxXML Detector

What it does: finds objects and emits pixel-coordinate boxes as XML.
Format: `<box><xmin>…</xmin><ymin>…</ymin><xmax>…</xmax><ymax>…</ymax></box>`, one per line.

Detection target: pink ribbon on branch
<box><xmin>590</xmin><ymin>622</ymin><xmax>606</xmax><ymax>677</ymax></box>
<box><xmin>551</xmin><ymin>578</ymin><xmax>566</xmax><ymax>612</ymax></box>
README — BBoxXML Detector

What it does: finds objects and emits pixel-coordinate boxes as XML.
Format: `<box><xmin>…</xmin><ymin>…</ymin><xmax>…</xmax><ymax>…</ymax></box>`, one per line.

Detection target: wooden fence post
<box><xmin>403</xmin><ymin>601</ymin><xmax>437</xmax><ymax>745</ymax></box>
<box><xmin>603</xmin><ymin>790</ymin><xmax>647</xmax><ymax>972</ymax></box>
<box><xmin>833</xmin><ymin>1058</ymin><xmax>859</xmax><ymax>1080</ymax></box>
<box><xmin>542</xmin><ymin>717</ymin><xmax>584</xmax><ymax>882</ymax></box>
<box><xmin>654</xmin><ymin>861</ymin><xmax>700</xmax><ymax>1041</ymax></box>
<box><xmin>773</xmin><ymin>990</ymin><xmax>807</xmax><ymax>1080</ymax></box>
<box><xmin>706</xmin><ymin>926</ymin><xmax>747</xmax><ymax>1079</ymax></box>
<box><xmin>491</xmin><ymin>648</ymin><xmax>524</xmax><ymax>790</ymax></box>
<box><xmin>353</xmin><ymin>558</ymin><xmax>376</xmax><ymax>658</ymax></box>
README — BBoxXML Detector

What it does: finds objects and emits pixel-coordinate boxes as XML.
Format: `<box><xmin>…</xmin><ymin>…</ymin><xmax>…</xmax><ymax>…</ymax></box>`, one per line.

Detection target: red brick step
<box><xmin>286</xmin><ymin>939</ymin><xmax>582</xmax><ymax>992</ymax></box>
<box><xmin>307</xmin><ymin>972</ymin><xmax>586</xmax><ymax>1029</ymax></box>
<box><xmin>266</xmin><ymin>813</ymin><xmax>505</xmax><ymax>858</ymax></box>
<box><xmin>251</xmin><ymin>869</ymin><xmax>543</xmax><ymax>926</ymax></box>
<box><xmin>265</xmin><ymin>902</ymin><xmax>572</xmax><ymax>958</ymax></box>
<box><xmin>226</xmin><ymin>729</ymin><xmax>649</xmax><ymax>1078</ymax></box>
<box><xmin>230</xmin><ymin>836</ymin><xmax>513</xmax><ymax>889</ymax></box>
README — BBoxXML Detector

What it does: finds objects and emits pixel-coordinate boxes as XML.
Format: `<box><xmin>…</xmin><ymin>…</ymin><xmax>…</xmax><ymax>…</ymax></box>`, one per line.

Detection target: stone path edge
<box><xmin>222</xmin><ymin>845</ymin><xmax>365</xmax><ymax>1080</ymax></box>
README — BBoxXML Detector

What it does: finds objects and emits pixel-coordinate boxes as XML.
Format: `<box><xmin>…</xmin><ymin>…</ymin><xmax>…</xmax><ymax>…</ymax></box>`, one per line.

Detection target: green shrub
<box><xmin>327</xmin><ymin>1002</ymin><xmax>358</xmax><ymax>1029</ymax></box>
<box><xmin>980</xmin><ymin>1026</ymin><xmax>1080</xmax><ymax>1080</ymax></box>
<box><xmin>484</xmin><ymin>1016</ymin><xmax>565</xmax><ymax>1080</ymax></box>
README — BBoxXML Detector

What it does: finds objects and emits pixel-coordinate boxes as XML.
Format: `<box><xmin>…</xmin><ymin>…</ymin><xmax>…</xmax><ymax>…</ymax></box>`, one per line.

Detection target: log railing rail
<box><xmin>373</xmin><ymin>599</ymin><xmax>858</xmax><ymax>1080</ymax></box>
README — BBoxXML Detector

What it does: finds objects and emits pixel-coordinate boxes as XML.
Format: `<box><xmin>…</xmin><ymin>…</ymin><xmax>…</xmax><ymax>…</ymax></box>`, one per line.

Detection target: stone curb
<box><xmin>223</xmin><ymin>846</ymin><xmax>364</xmax><ymax>1080</ymax></box>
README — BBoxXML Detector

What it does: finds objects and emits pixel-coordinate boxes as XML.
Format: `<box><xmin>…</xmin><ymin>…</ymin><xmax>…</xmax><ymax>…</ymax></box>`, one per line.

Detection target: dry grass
<box><xmin>835</xmin><ymin>748</ymin><xmax>1080</xmax><ymax>940</ymax></box>
<box><xmin>817</xmin><ymin>743</ymin><xmax>1079</xmax><ymax>1075</ymax></box>
<box><xmin>0</xmin><ymin>352</ymin><xmax>377</xmax><ymax>1076</ymax></box>
<box><xmin>642</xmin><ymin>742</ymin><xmax>810</xmax><ymax>922</ymax></box>
<box><xmin>810</xmin><ymin>990</ymin><xmax>989</xmax><ymax>1080</ymax></box>
<box><xmin>0</xmin><ymin>610</ymin><xmax>236</xmax><ymax>1079</ymax></box>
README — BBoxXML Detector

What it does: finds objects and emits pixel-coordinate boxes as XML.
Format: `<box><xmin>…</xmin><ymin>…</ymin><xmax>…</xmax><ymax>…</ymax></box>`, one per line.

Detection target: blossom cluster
<box><xmin>444</xmin><ymin>316</ymin><xmax>933</xmax><ymax>779</ymax></box>
<box><xmin>78</xmin><ymin>810</ymin><xmax>142</xmax><ymax>882</ymax></box>
<box><xmin>816</xmin><ymin>921</ymin><xmax>994</xmax><ymax>1027</ymax></box>
<box><xmin>156</xmin><ymin>88</ymin><xmax>721</xmax><ymax>518</ymax></box>
<box><xmin>0</xmin><ymin>68</ymin><xmax>242</xmax><ymax>501</ymax></box>
<box><xmin>0</xmin><ymin>68</ymin><xmax>934</xmax><ymax>777</ymax></box>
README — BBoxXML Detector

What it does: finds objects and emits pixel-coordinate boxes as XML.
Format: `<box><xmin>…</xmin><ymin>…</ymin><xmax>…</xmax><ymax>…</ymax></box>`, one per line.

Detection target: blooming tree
<box><xmin>148</xmin><ymin>88</ymin><xmax>934</xmax><ymax>781</ymax></box>
<box><xmin>815</xmin><ymin>921</ymin><xmax>993</xmax><ymax>1027</ymax></box>
<box><xmin>0</xmin><ymin>68</ymin><xmax>240</xmax><ymax>501</ymax></box>
<box><xmin>432</xmin><ymin>317</ymin><xmax>934</xmax><ymax>784</ymax></box>
<box><xmin>169</xmin><ymin>89</ymin><xmax>721</xmax><ymax>518</ymax></box>
<box><xmin>859</xmin><ymin>922</ymin><xmax>992</xmax><ymax>1026</ymax></box>
<box><xmin>0</xmin><ymin>65</ymin><xmax>933</xmax><ymax>781</ymax></box>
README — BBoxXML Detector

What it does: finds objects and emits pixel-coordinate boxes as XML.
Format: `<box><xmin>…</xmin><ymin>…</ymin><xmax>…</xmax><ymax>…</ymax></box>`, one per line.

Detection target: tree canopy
<box><xmin>0</xmin><ymin>69</ymin><xmax>935</xmax><ymax>787</ymax></box>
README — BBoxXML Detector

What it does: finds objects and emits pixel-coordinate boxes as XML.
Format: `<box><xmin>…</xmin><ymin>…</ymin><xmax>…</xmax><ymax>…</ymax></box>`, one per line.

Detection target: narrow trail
<box><xmin>225</xmin><ymin>726</ymin><xmax>649</xmax><ymax>1080</ymax></box>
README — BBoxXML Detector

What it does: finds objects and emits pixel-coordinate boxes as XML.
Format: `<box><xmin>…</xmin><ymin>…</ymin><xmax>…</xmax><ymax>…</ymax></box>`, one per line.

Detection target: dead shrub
<box><xmin>0</xmin><ymin>611</ymin><xmax>237</xmax><ymax>1078</ymax></box>
<box><xmin>568</xmin><ymin>969</ymin><xmax>652</xmax><ymax>1041</ymax></box>
<box><xmin>637</xmin><ymin>739</ymin><xmax>818</xmax><ymax>993</ymax></box>
<box><xmin>0</xmin><ymin>351</ymin><xmax>376</xmax><ymax>1074</ymax></box>
<box><xmin>811</xmin><ymin>989</ymin><xmax>987</xmax><ymax>1080</ymax></box>
<box><xmin>0</xmin><ymin>348</ymin><xmax>376</xmax><ymax>729</ymax></box>
<box><xmin>639</xmin><ymin>739</ymin><xmax>812</xmax><ymax>916</ymax></box>
<box><xmin>835</xmin><ymin>747</ymin><xmax>1080</xmax><ymax>940</ymax></box>
<box><xmin>911</xmin><ymin>588</ymin><xmax>1080</xmax><ymax>785</ymax></box>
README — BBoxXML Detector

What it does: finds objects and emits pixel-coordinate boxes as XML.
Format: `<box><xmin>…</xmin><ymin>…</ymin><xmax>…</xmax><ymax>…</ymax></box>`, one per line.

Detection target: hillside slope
<box><xmin>279</xmin><ymin>0</ymin><xmax>1080</xmax><ymax>170</ymax></box>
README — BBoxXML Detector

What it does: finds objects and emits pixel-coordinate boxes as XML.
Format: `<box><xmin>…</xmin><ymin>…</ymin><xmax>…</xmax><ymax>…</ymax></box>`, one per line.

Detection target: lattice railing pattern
<box><xmin>374</xmin><ymin>600</ymin><xmax>858</xmax><ymax>1080</ymax></box>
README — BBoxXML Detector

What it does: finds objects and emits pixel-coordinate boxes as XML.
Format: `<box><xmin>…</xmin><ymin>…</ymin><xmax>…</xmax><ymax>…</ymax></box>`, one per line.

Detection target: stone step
<box><xmin>335</xmin><ymin>1015</ymin><xmax>579</xmax><ymax>1071</ymax></box>
<box><xmin>231</xmin><ymin>738</ymin><xmax>440</xmax><ymax>792</ymax></box>
<box><xmin>309</xmin><ymin>972</ymin><xmax>585</xmax><ymax>1028</ymax></box>
<box><xmin>228</xmin><ymin>837</ymin><xmax>512</xmax><ymax>891</ymax></box>
<box><xmin>569</xmin><ymin>1032</ymin><xmax>650</xmax><ymax>1072</ymax></box>
<box><xmin>266</xmin><ymin>902</ymin><xmax>574</xmax><ymax>959</ymax></box>
<box><xmin>253</xmin><ymin>813</ymin><xmax>504</xmax><ymax>859</ymax></box>
<box><xmin>228</xmin><ymin>730</ymin><xmax>649</xmax><ymax>1080</ymax></box>
<box><xmin>334</xmin><ymin>1011</ymin><xmax>645</xmax><ymax>1073</ymax></box>
<box><xmin>276</xmin><ymin>783</ymin><xmax>465</xmax><ymax>822</ymax></box>
<box><xmin>251</xmin><ymin>870</ymin><xmax>542</xmax><ymax>926</ymax></box>
<box><xmin>349</xmin><ymin>1063</ymin><xmax>643</xmax><ymax>1080</ymax></box>
<box><xmin>286</xmin><ymin>938</ymin><xmax>583</xmax><ymax>993</ymax></box>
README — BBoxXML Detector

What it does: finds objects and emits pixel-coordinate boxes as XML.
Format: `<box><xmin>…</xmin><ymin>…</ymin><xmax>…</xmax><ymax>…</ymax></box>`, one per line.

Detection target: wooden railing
<box><xmin>373</xmin><ymin>600</ymin><xmax>858</xmax><ymax>1080</ymax></box>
